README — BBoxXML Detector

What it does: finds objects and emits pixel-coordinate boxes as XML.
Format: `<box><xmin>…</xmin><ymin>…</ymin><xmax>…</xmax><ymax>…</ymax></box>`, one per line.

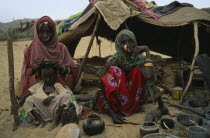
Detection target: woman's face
<box><xmin>119</xmin><ymin>34</ymin><xmax>136</xmax><ymax>55</ymax></box>
<box><xmin>38</xmin><ymin>23</ymin><xmax>53</xmax><ymax>44</ymax></box>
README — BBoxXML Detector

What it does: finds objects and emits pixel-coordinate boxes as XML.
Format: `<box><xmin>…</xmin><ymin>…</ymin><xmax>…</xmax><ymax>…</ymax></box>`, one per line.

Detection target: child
<box><xmin>19</xmin><ymin>62</ymin><xmax>82</xmax><ymax>130</ymax></box>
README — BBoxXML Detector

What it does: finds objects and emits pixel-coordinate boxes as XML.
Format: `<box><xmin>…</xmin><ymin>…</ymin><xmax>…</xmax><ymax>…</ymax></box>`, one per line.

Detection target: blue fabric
<box><xmin>62</xmin><ymin>17</ymin><xmax>80</xmax><ymax>32</ymax></box>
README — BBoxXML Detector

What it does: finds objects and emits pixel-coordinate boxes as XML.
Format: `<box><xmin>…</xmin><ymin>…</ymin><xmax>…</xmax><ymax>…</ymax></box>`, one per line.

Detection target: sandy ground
<box><xmin>0</xmin><ymin>38</ymin><xmax>177</xmax><ymax>138</ymax></box>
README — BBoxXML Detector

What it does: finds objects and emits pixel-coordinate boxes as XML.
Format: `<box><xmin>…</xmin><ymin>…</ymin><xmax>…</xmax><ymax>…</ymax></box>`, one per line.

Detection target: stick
<box><xmin>153</xmin><ymin>67</ymin><xmax>163</xmax><ymax>79</ymax></box>
<box><xmin>125</xmin><ymin>121</ymin><xmax>141</xmax><ymax>125</ymax></box>
<box><xmin>76</xmin><ymin>13</ymin><xmax>101</xmax><ymax>87</ymax></box>
<box><xmin>169</xmin><ymin>103</ymin><xmax>204</xmax><ymax>117</ymax></box>
<box><xmin>124</xmin><ymin>22</ymin><xmax>130</xmax><ymax>30</ymax></box>
<box><xmin>96</xmin><ymin>35</ymin><xmax>101</xmax><ymax>57</ymax></box>
<box><xmin>123</xmin><ymin>118</ymin><xmax>141</xmax><ymax>125</ymax></box>
<box><xmin>107</xmin><ymin>124</ymin><xmax>123</xmax><ymax>127</ymax></box>
<box><xmin>180</xmin><ymin>22</ymin><xmax>199</xmax><ymax>104</ymax></box>
<box><xmin>73</xmin><ymin>57</ymin><xmax>101</xmax><ymax>70</ymax></box>
<box><xmin>7</xmin><ymin>28</ymin><xmax>20</xmax><ymax>130</ymax></box>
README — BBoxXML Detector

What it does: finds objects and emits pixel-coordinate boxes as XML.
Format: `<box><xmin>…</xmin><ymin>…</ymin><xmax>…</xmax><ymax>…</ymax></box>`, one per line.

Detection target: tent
<box><xmin>58</xmin><ymin>1</ymin><xmax>210</xmax><ymax>61</ymax></box>
<box><xmin>58</xmin><ymin>1</ymin><xmax>210</xmax><ymax>98</ymax></box>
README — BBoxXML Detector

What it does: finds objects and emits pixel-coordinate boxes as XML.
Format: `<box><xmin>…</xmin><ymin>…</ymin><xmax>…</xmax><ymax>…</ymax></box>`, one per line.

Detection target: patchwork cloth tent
<box><xmin>58</xmin><ymin>0</ymin><xmax>210</xmax><ymax>61</ymax></box>
<box><xmin>58</xmin><ymin>0</ymin><xmax>210</xmax><ymax>101</ymax></box>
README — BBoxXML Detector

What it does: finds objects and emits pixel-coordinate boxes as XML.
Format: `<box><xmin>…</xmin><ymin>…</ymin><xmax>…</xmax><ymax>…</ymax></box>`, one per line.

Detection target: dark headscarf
<box><xmin>114</xmin><ymin>29</ymin><xmax>145</xmax><ymax>69</ymax></box>
<box><xmin>97</xmin><ymin>29</ymin><xmax>145</xmax><ymax>77</ymax></box>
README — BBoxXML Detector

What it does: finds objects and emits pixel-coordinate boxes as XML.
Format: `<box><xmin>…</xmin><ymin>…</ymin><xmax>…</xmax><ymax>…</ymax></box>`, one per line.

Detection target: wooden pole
<box><xmin>179</xmin><ymin>22</ymin><xmax>199</xmax><ymax>104</ymax></box>
<box><xmin>96</xmin><ymin>35</ymin><xmax>101</xmax><ymax>57</ymax></box>
<box><xmin>99</xmin><ymin>40</ymin><xmax>101</xmax><ymax>57</ymax></box>
<box><xmin>124</xmin><ymin>22</ymin><xmax>130</xmax><ymax>30</ymax></box>
<box><xmin>169</xmin><ymin>103</ymin><xmax>204</xmax><ymax>117</ymax></box>
<box><xmin>7</xmin><ymin>28</ymin><xmax>20</xmax><ymax>130</ymax></box>
<box><xmin>76</xmin><ymin>13</ymin><xmax>101</xmax><ymax>87</ymax></box>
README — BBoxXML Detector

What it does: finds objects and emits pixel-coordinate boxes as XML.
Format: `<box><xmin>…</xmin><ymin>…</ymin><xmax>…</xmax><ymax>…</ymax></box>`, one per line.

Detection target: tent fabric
<box><xmin>138</xmin><ymin>7</ymin><xmax>210</xmax><ymax>27</ymax></box>
<box><xmin>94</xmin><ymin>0</ymin><xmax>140</xmax><ymax>30</ymax></box>
<box><xmin>58</xmin><ymin>1</ymin><xmax>210</xmax><ymax>59</ymax></box>
<box><xmin>56</xmin><ymin>12</ymin><xmax>82</xmax><ymax>35</ymax></box>
<box><xmin>58</xmin><ymin>4</ymin><xmax>210</xmax><ymax>42</ymax></box>
<box><xmin>66</xmin><ymin>0</ymin><xmax>157</xmax><ymax>31</ymax></box>
<box><xmin>58</xmin><ymin>14</ymin><xmax>96</xmax><ymax>43</ymax></box>
<box><xmin>68</xmin><ymin>7</ymin><xmax>96</xmax><ymax>31</ymax></box>
<box><xmin>122</xmin><ymin>0</ymin><xmax>157</xmax><ymax>11</ymax></box>
<box><xmin>66</xmin><ymin>1</ymin><xmax>210</xmax><ymax>32</ymax></box>
<box><xmin>139</xmin><ymin>1</ymin><xmax>193</xmax><ymax>17</ymax></box>
<box><xmin>94</xmin><ymin>0</ymin><xmax>159</xmax><ymax>30</ymax></box>
<box><xmin>62</xmin><ymin>17</ymin><xmax>80</xmax><ymax>32</ymax></box>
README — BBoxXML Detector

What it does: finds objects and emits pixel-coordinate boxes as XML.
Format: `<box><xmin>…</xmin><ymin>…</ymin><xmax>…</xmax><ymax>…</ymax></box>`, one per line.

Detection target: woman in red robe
<box><xmin>95</xmin><ymin>29</ymin><xmax>154</xmax><ymax>124</ymax></box>
<box><xmin>21</xmin><ymin>16</ymin><xmax>78</xmax><ymax>96</ymax></box>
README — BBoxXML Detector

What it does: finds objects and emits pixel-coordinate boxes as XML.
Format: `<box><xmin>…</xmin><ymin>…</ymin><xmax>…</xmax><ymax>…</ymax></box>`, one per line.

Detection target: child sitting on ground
<box><xmin>19</xmin><ymin>61</ymin><xmax>82</xmax><ymax>130</ymax></box>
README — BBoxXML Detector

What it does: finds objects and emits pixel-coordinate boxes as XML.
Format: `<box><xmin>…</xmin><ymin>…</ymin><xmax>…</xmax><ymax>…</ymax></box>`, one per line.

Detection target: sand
<box><xmin>0</xmin><ymin>37</ymin><xmax>177</xmax><ymax>138</ymax></box>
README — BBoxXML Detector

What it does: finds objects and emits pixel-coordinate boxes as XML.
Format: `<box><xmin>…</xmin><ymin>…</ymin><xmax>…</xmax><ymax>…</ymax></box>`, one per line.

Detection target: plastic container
<box><xmin>188</xmin><ymin>126</ymin><xmax>209</xmax><ymax>138</ymax></box>
<box><xmin>172</xmin><ymin>87</ymin><xmax>183</xmax><ymax>100</ymax></box>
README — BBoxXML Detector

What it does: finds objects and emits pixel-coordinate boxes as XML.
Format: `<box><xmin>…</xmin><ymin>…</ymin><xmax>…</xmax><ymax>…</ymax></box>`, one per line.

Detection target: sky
<box><xmin>0</xmin><ymin>0</ymin><xmax>209</xmax><ymax>23</ymax></box>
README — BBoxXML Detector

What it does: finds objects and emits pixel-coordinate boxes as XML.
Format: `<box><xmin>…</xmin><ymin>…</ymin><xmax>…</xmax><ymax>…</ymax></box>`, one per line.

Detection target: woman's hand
<box><xmin>54</xmin><ymin>63</ymin><xmax>67</xmax><ymax>75</ymax></box>
<box><xmin>97</xmin><ymin>89</ymin><xmax>126</xmax><ymax>124</ymax></box>
<box><xmin>131</xmin><ymin>46</ymin><xmax>149</xmax><ymax>59</ymax></box>
<box><xmin>42</xmin><ymin>96</ymin><xmax>55</xmax><ymax>106</ymax></box>
<box><xmin>32</xmin><ymin>60</ymin><xmax>44</xmax><ymax>75</ymax></box>
<box><xmin>108</xmin><ymin>108</ymin><xmax>126</xmax><ymax>124</ymax></box>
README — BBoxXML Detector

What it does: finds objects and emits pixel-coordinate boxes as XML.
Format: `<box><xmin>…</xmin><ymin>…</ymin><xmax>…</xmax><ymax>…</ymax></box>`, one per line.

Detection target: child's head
<box><xmin>41</xmin><ymin>63</ymin><xmax>57</xmax><ymax>86</ymax></box>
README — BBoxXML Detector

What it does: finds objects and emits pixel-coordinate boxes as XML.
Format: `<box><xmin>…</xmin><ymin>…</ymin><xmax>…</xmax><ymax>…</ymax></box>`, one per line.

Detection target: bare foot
<box><xmin>136</xmin><ymin>108</ymin><xmax>144</xmax><ymax>113</ymax></box>
<box><xmin>48</xmin><ymin>121</ymin><xmax>58</xmax><ymax>131</ymax></box>
<box><xmin>39</xmin><ymin>121</ymin><xmax>46</xmax><ymax>128</ymax></box>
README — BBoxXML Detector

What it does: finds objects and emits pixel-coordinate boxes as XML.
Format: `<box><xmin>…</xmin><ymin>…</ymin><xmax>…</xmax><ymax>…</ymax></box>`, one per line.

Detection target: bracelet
<box><xmin>99</xmin><ymin>95</ymin><xmax>105</xmax><ymax>99</ymax></box>
<box><xmin>104</xmin><ymin>103</ymin><xmax>110</xmax><ymax>110</ymax></box>
<box><xmin>144</xmin><ymin>63</ymin><xmax>153</xmax><ymax>67</ymax></box>
<box><xmin>145</xmin><ymin>59</ymin><xmax>153</xmax><ymax>62</ymax></box>
<box><xmin>104</xmin><ymin>103</ymin><xmax>110</xmax><ymax>111</ymax></box>
<box><xmin>67</xmin><ymin>67</ymin><xmax>71</xmax><ymax>74</ymax></box>
<box><xmin>103</xmin><ymin>100</ymin><xmax>109</xmax><ymax>106</ymax></box>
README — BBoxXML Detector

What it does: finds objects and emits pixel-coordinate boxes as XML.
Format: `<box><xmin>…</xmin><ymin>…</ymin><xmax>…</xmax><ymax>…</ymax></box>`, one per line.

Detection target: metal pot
<box><xmin>205</xmin><ymin>111</ymin><xmax>210</xmax><ymax>120</ymax></box>
<box><xmin>177</xmin><ymin>114</ymin><xmax>202</xmax><ymax>126</ymax></box>
<box><xmin>188</xmin><ymin>126</ymin><xmax>209</xmax><ymax>138</ymax></box>
<box><xmin>161</xmin><ymin>118</ymin><xmax>174</xmax><ymax>129</ymax></box>
<box><xmin>140</xmin><ymin>122</ymin><xmax>159</xmax><ymax>137</ymax></box>
<box><xmin>82</xmin><ymin>113</ymin><xmax>105</xmax><ymax>136</ymax></box>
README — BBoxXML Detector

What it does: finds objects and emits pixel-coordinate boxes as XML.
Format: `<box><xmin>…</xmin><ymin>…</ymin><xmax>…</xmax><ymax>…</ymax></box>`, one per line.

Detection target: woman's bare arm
<box><xmin>140</xmin><ymin>47</ymin><xmax>154</xmax><ymax>80</ymax></box>
<box><xmin>132</xmin><ymin>46</ymin><xmax>154</xmax><ymax>80</ymax></box>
